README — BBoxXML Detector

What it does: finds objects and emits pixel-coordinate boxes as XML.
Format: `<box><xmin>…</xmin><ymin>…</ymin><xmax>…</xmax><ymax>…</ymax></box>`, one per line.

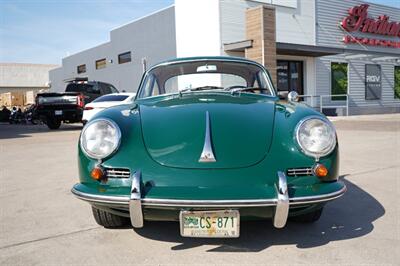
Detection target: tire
<box><xmin>290</xmin><ymin>207</ymin><xmax>323</xmax><ymax>223</ymax></box>
<box><xmin>46</xmin><ymin>118</ymin><xmax>61</xmax><ymax>129</ymax></box>
<box><xmin>92</xmin><ymin>207</ymin><xmax>128</xmax><ymax>228</ymax></box>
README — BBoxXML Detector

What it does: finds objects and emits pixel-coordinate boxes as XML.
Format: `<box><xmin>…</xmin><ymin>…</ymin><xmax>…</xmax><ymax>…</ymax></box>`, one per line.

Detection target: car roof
<box><xmin>98</xmin><ymin>93</ymin><xmax>136</xmax><ymax>97</ymax></box>
<box><xmin>148</xmin><ymin>56</ymin><xmax>264</xmax><ymax>71</ymax></box>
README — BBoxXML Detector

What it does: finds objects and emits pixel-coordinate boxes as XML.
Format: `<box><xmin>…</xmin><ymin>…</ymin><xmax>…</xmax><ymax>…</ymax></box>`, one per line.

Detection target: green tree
<box><xmin>331</xmin><ymin>63</ymin><xmax>348</xmax><ymax>101</ymax></box>
<box><xmin>395</xmin><ymin>66</ymin><xmax>400</xmax><ymax>99</ymax></box>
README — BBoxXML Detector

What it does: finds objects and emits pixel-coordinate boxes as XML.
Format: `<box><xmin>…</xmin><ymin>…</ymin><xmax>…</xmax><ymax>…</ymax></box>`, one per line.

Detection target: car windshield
<box><xmin>92</xmin><ymin>95</ymin><xmax>129</xmax><ymax>102</ymax></box>
<box><xmin>137</xmin><ymin>60</ymin><xmax>275</xmax><ymax>99</ymax></box>
<box><xmin>65</xmin><ymin>83</ymin><xmax>94</xmax><ymax>93</ymax></box>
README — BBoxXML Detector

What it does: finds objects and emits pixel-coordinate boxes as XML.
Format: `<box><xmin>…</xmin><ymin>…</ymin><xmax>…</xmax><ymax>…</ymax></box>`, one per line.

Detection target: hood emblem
<box><xmin>199</xmin><ymin>111</ymin><xmax>216</xmax><ymax>163</ymax></box>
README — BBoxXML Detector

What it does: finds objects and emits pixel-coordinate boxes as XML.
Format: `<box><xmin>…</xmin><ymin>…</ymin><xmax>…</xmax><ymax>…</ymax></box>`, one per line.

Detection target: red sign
<box><xmin>340</xmin><ymin>4</ymin><xmax>400</xmax><ymax>48</ymax></box>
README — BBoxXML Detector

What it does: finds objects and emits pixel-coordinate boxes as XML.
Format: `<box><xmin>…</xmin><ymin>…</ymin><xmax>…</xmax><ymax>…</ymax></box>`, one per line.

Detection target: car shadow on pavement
<box><xmin>133</xmin><ymin>178</ymin><xmax>385</xmax><ymax>252</ymax></box>
<box><xmin>0</xmin><ymin>124</ymin><xmax>82</xmax><ymax>139</ymax></box>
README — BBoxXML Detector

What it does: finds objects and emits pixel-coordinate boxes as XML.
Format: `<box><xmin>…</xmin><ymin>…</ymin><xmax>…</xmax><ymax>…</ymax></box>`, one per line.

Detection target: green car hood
<box><xmin>138</xmin><ymin>93</ymin><xmax>276</xmax><ymax>169</ymax></box>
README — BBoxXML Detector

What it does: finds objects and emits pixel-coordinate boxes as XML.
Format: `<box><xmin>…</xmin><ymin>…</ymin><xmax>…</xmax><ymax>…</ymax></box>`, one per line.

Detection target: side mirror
<box><xmin>287</xmin><ymin>91</ymin><xmax>299</xmax><ymax>102</ymax></box>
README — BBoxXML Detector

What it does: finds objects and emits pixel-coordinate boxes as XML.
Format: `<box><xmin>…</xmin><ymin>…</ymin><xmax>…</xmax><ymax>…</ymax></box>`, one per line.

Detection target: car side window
<box><xmin>109</xmin><ymin>85</ymin><xmax>118</xmax><ymax>93</ymax></box>
<box><xmin>87</xmin><ymin>84</ymin><xmax>101</xmax><ymax>94</ymax></box>
<box><xmin>152</xmin><ymin>81</ymin><xmax>160</xmax><ymax>96</ymax></box>
<box><xmin>140</xmin><ymin>74</ymin><xmax>160</xmax><ymax>97</ymax></box>
<box><xmin>99</xmin><ymin>83</ymin><xmax>110</xmax><ymax>94</ymax></box>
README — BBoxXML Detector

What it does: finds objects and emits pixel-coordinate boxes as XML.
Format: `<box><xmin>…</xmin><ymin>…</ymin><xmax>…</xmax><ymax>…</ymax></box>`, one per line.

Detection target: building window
<box><xmin>277</xmin><ymin>60</ymin><xmax>303</xmax><ymax>95</ymax></box>
<box><xmin>365</xmin><ymin>64</ymin><xmax>381</xmax><ymax>100</ymax></box>
<box><xmin>95</xmin><ymin>58</ymin><xmax>106</xmax><ymax>69</ymax></box>
<box><xmin>395</xmin><ymin>66</ymin><xmax>400</xmax><ymax>99</ymax></box>
<box><xmin>331</xmin><ymin>62</ymin><xmax>348</xmax><ymax>101</ymax></box>
<box><xmin>118</xmin><ymin>52</ymin><xmax>131</xmax><ymax>64</ymax></box>
<box><xmin>77</xmin><ymin>64</ymin><xmax>86</xmax><ymax>74</ymax></box>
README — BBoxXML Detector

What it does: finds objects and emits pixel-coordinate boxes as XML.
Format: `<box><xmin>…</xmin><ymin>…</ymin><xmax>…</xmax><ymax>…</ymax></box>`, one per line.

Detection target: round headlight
<box><xmin>80</xmin><ymin>119</ymin><xmax>121</xmax><ymax>159</ymax></box>
<box><xmin>295</xmin><ymin>117</ymin><xmax>336</xmax><ymax>159</ymax></box>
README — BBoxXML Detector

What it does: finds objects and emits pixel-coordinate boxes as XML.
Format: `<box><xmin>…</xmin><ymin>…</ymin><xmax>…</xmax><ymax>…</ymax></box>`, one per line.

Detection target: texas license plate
<box><xmin>55</xmin><ymin>110</ymin><xmax>63</xmax><ymax>115</ymax></box>
<box><xmin>180</xmin><ymin>210</ymin><xmax>240</xmax><ymax>238</ymax></box>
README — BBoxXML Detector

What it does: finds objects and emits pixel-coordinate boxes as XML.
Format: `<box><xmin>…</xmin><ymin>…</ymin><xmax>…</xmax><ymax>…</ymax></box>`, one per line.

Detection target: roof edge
<box><xmin>110</xmin><ymin>4</ymin><xmax>175</xmax><ymax>32</ymax></box>
<box><xmin>0</xmin><ymin>63</ymin><xmax>59</xmax><ymax>67</ymax></box>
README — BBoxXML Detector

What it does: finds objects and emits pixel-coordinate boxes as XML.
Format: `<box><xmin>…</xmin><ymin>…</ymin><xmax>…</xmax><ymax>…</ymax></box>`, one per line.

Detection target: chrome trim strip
<box><xmin>106</xmin><ymin>169</ymin><xmax>130</xmax><ymax>175</ymax></box>
<box><xmin>129</xmin><ymin>171</ymin><xmax>144</xmax><ymax>228</ymax></box>
<box><xmin>289</xmin><ymin>185</ymin><xmax>347</xmax><ymax>204</ymax></box>
<box><xmin>137</xmin><ymin>58</ymin><xmax>276</xmax><ymax>100</ymax></box>
<box><xmin>71</xmin><ymin>183</ymin><xmax>346</xmax><ymax>207</ymax></box>
<box><xmin>71</xmin><ymin>187</ymin><xmax>129</xmax><ymax>204</ymax></box>
<box><xmin>288</xmin><ymin>168</ymin><xmax>313</xmax><ymax>171</ymax></box>
<box><xmin>142</xmin><ymin>198</ymin><xmax>277</xmax><ymax>207</ymax></box>
<box><xmin>273</xmin><ymin>171</ymin><xmax>289</xmax><ymax>228</ymax></box>
<box><xmin>199</xmin><ymin>111</ymin><xmax>216</xmax><ymax>163</ymax></box>
<box><xmin>287</xmin><ymin>167</ymin><xmax>313</xmax><ymax>177</ymax></box>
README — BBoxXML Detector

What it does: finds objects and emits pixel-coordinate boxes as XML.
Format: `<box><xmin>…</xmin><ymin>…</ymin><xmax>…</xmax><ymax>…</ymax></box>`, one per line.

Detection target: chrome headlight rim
<box><xmin>294</xmin><ymin>116</ymin><xmax>337</xmax><ymax>159</ymax></box>
<box><xmin>80</xmin><ymin>118</ymin><xmax>121</xmax><ymax>160</ymax></box>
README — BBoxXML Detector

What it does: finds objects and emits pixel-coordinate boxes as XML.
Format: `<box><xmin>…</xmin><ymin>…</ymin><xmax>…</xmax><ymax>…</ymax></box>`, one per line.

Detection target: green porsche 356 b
<box><xmin>72</xmin><ymin>56</ymin><xmax>346</xmax><ymax>238</ymax></box>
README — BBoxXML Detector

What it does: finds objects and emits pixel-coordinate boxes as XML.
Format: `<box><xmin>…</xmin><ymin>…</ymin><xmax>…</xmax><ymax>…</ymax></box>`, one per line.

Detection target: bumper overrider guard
<box><xmin>71</xmin><ymin>171</ymin><xmax>347</xmax><ymax>229</ymax></box>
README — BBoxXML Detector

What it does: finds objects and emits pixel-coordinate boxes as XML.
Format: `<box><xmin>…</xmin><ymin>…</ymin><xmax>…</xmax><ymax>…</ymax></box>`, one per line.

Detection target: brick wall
<box><xmin>245</xmin><ymin>5</ymin><xmax>277</xmax><ymax>85</ymax></box>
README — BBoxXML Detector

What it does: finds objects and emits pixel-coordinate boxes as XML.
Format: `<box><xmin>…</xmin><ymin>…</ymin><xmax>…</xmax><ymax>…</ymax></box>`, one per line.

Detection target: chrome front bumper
<box><xmin>71</xmin><ymin>171</ymin><xmax>347</xmax><ymax>229</ymax></box>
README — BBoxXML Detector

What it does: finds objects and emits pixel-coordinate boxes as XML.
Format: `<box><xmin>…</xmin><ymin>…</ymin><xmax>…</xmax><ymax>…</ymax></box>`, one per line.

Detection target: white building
<box><xmin>1</xmin><ymin>63</ymin><xmax>58</xmax><ymax>94</ymax></box>
<box><xmin>50</xmin><ymin>0</ymin><xmax>400</xmax><ymax>115</ymax></box>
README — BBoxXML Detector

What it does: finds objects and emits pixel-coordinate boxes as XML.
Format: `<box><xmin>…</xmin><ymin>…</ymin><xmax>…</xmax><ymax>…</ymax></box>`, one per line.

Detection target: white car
<box><xmin>82</xmin><ymin>93</ymin><xmax>136</xmax><ymax>124</ymax></box>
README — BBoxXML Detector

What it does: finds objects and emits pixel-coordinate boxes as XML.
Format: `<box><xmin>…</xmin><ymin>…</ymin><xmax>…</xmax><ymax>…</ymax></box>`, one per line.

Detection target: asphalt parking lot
<box><xmin>0</xmin><ymin>114</ymin><xmax>399</xmax><ymax>265</ymax></box>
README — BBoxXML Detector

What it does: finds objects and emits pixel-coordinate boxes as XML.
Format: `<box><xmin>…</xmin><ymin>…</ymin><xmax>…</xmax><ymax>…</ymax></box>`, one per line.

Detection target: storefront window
<box><xmin>395</xmin><ymin>66</ymin><xmax>400</xmax><ymax>99</ymax></box>
<box><xmin>277</xmin><ymin>60</ymin><xmax>303</xmax><ymax>95</ymax></box>
<box><xmin>118</xmin><ymin>51</ymin><xmax>131</xmax><ymax>64</ymax></box>
<box><xmin>77</xmin><ymin>64</ymin><xmax>86</xmax><ymax>74</ymax></box>
<box><xmin>277</xmin><ymin>61</ymin><xmax>288</xmax><ymax>92</ymax></box>
<box><xmin>331</xmin><ymin>62</ymin><xmax>348</xmax><ymax>101</ymax></box>
<box><xmin>95</xmin><ymin>58</ymin><xmax>106</xmax><ymax>70</ymax></box>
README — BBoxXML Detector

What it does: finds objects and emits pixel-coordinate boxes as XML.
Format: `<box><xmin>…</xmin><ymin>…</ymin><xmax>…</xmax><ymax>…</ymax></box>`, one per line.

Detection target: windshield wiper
<box><xmin>179</xmin><ymin>86</ymin><xmax>224</xmax><ymax>96</ymax></box>
<box><xmin>229</xmin><ymin>87</ymin><xmax>271</xmax><ymax>94</ymax></box>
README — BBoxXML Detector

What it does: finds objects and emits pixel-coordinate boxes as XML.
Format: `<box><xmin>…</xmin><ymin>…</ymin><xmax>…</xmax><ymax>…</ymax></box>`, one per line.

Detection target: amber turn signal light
<box><xmin>314</xmin><ymin>164</ymin><xmax>328</xmax><ymax>178</ymax></box>
<box><xmin>91</xmin><ymin>167</ymin><xmax>105</xmax><ymax>181</ymax></box>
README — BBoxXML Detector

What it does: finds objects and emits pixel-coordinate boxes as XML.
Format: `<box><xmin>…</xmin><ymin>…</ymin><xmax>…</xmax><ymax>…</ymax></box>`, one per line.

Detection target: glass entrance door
<box><xmin>277</xmin><ymin>60</ymin><xmax>304</xmax><ymax>95</ymax></box>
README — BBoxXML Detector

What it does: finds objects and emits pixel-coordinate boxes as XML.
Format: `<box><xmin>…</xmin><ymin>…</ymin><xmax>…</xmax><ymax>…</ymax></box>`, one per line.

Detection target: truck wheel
<box><xmin>46</xmin><ymin>118</ymin><xmax>61</xmax><ymax>129</ymax></box>
<box><xmin>290</xmin><ymin>207</ymin><xmax>323</xmax><ymax>223</ymax></box>
<box><xmin>92</xmin><ymin>207</ymin><xmax>129</xmax><ymax>228</ymax></box>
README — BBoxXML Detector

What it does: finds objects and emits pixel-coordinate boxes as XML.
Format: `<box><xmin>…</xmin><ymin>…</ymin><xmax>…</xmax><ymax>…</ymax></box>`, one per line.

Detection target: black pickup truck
<box><xmin>36</xmin><ymin>80</ymin><xmax>118</xmax><ymax>129</ymax></box>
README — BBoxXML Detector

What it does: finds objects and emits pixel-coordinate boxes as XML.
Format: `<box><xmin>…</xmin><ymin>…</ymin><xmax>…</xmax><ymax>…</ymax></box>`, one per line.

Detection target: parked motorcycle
<box><xmin>9</xmin><ymin>107</ymin><xmax>24</xmax><ymax>124</ymax></box>
<box><xmin>24</xmin><ymin>104</ymin><xmax>39</xmax><ymax>125</ymax></box>
<box><xmin>9</xmin><ymin>105</ymin><xmax>39</xmax><ymax>124</ymax></box>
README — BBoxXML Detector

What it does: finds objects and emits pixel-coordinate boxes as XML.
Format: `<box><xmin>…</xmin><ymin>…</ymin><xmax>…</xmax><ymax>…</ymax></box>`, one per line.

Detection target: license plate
<box><xmin>55</xmin><ymin>110</ymin><xmax>63</xmax><ymax>115</ymax></box>
<box><xmin>180</xmin><ymin>210</ymin><xmax>240</xmax><ymax>238</ymax></box>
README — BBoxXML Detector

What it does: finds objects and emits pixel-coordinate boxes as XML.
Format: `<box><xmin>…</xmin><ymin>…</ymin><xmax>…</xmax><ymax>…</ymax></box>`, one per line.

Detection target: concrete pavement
<box><xmin>0</xmin><ymin>114</ymin><xmax>399</xmax><ymax>265</ymax></box>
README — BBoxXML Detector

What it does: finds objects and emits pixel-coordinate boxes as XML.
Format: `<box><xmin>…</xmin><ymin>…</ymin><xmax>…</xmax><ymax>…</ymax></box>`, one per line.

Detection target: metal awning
<box><xmin>224</xmin><ymin>40</ymin><xmax>400</xmax><ymax>59</ymax></box>
<box><xmin>223</xmin><ymin>40</ymin><xmax>253</xmax><ymax>52</ymax></box>
<box><xmin>223</xmin><ymin>41</ymin><xmax>344</xmax><ymax>57</ymax></box>
<box><xmin>371</xmin><ymin>56</ymin><xmax>400</xmax><ymax>62</ymax></box>
<box><xmin>276</xmin><ymin>43</ymin><xmax>344</xmax><ymax>57</ymax></box>
<box><xmin>343</xmin><ymin>53</ymin><xmax>400</xmax><ymax>62</ymax></box>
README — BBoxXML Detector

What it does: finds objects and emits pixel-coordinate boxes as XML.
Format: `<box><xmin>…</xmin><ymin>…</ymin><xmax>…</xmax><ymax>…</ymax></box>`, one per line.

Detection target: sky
<box><xmin>0</xmin><ymin>0</ymin><xmax>399</xmax><ymax>65</ymax></box>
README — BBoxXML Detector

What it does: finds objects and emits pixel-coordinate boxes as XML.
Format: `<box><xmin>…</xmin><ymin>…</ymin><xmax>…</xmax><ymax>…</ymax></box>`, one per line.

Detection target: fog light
<box><xmin>313</xmin><ymin>163</ymin><xmax>328</xmax><ymax>178</ymax></box>
<box><xmin>91</xmin><ymin>167</ymin><xmax>105</xmax><ymax>181</ymax></box>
